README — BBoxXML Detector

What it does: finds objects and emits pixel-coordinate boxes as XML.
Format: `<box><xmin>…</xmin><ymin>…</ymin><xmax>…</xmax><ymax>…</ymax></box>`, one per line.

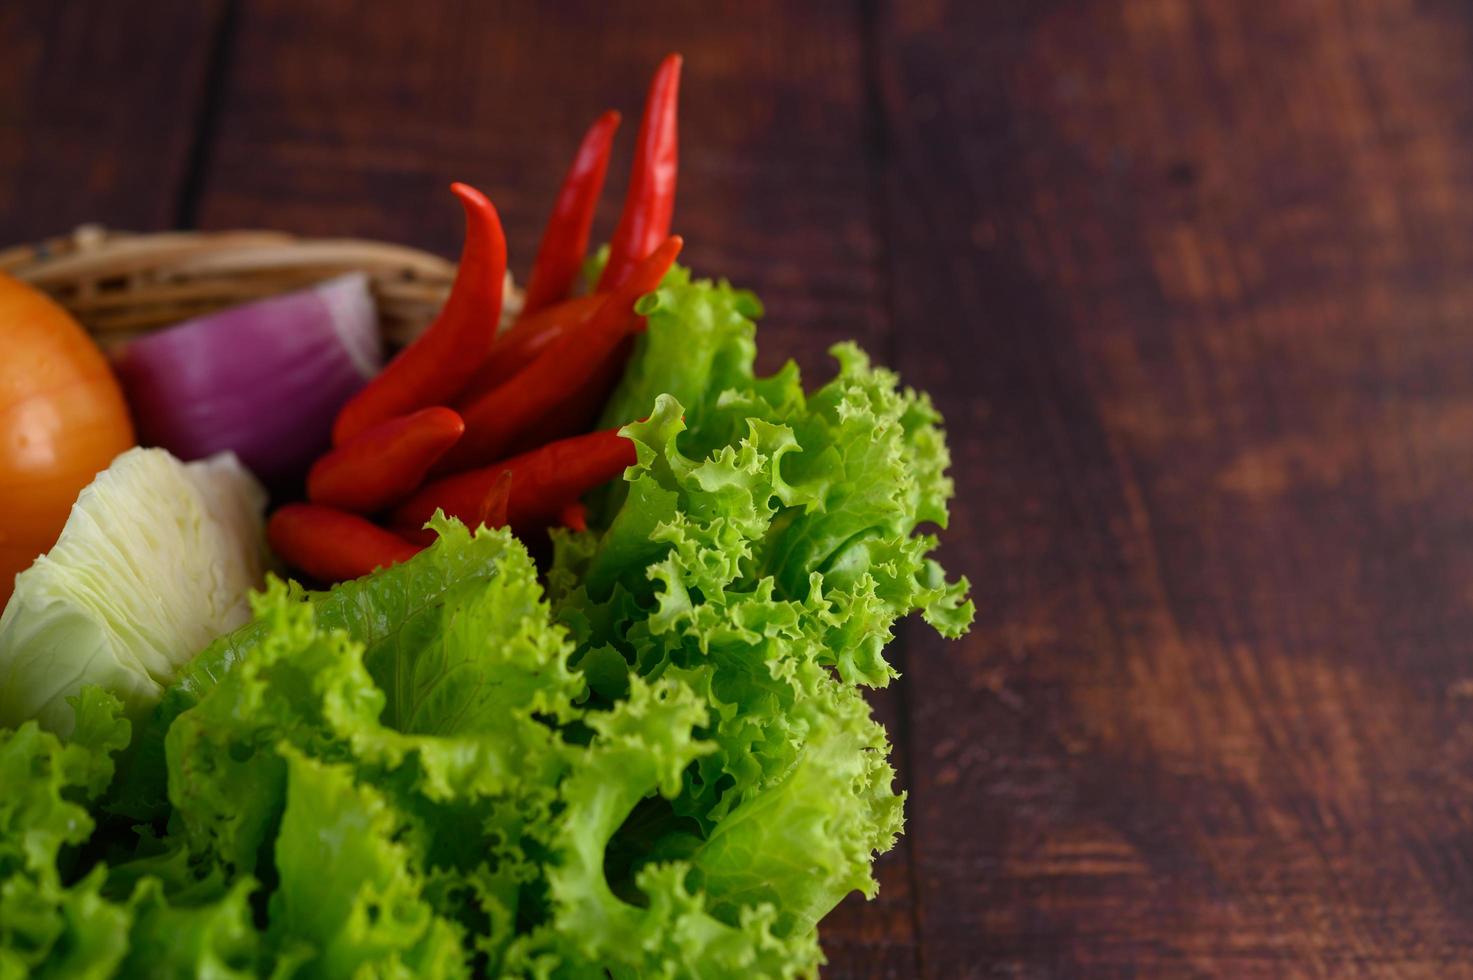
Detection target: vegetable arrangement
<box><xmin>0</xmin><ymin>55</ymin><xmax>972</xmax><ymax>978</ymax></box>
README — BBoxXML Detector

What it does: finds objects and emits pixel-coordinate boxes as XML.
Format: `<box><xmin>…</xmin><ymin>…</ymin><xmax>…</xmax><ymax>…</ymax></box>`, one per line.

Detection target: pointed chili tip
<box><xmin>654</xmin><ymin>54</ymin><xmax>682</xmax><ymax>93</ymax></box>
<box><xmin>449</xmin><ymin>181</ymin><xmax>493</xmax><ymax>210</ymax></box>
<box><xmin>448</xmin><ymin>181</ymin><xmax>503</xmax><ymax>230</ymax></box>
<box><xmin>559</xmin><ymin>502</ymin><xmax>589</xmax><ymax>534</ymax></box>
<box><xmin>476</xmin><ymin>469</ymin><xmax>514</xmax><ymax>529</ymax></box>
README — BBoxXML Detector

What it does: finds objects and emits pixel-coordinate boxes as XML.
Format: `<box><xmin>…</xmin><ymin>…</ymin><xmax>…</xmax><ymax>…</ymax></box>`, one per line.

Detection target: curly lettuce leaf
<box><xmin>0</xmin><ymin>689</ymin><xmax>262</xmax><ymax>979</ymax></box>
<box><xmin>552</xmin><ymin>269</ymin><xmax>971</xmax><ymax>953</ymax></box>
<box><xmin>691</xmin><ymin>683</ymin><xmax>904</xmax><ymax>937</ymax></box>
<box><xmin>268</xmin><ymin>747</ymin><xmax>468</xmax><ymax>978</ymax></box>
<box><xmin>503</xmin><ymin>676</ymin><xmax>823</xmax><ymax>979</ymax></box>
<box><xmin>153</xmin><ymin>511</ymin><xmax>846</xmax><ymax>978</ymax></box>
<box><xmin>158</xmin><ymin>514</ymin><xmax>517</xmax><ymax>729</ymax></box>
<box><xmin>600</xmin><ymin>266</ymin><xmax>763</xmax><ymax>437</ymax></box>
<box><xmin>0</xmin><ymin>688</ymin><xmax>131</xmax><ymax>976</ymax></box>
<box><xmin>116</xmin><ymin>877</ymin><xmax>259</xmax><ymax>980</ymax></box>
<box><xmin>158</xmin><ymin>527</ymin><xmax>580</xmax><ymax>974</ymax></box>
<box><xmin>114</xmin><ymin>515</ymin><xmax>526</xmax><ymax>821</ymax></box>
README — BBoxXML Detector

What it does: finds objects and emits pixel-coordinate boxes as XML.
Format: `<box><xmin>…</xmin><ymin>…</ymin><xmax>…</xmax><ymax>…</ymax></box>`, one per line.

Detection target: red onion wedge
<box><xmin>113</xmin><ymin>274</ymin><xmax>381</xmax><ymax>485</ymax></box>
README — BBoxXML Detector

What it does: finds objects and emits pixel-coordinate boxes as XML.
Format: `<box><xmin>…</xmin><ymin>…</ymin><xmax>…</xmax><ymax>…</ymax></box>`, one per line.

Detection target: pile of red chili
<box><xmin>268</xmin><ymin>55</ymin><xmax>683</xmax><ymax>583</ymax></box>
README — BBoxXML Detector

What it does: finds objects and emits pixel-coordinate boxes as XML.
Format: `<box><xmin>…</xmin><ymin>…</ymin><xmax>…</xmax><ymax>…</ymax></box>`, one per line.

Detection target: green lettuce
<box><xmin>0</xmin><ymin>687</ymin><xmax>260</xmax><ymax>978</ymax></box>
<box><xmin>110</xmin><ymin>516</ymin><xmax>525</xmax><ymax>821</ymax></box>
<box><xmin>0</xmin><ymin>266</ymin><xmax>969</xmax><ymax>977</ymax></box>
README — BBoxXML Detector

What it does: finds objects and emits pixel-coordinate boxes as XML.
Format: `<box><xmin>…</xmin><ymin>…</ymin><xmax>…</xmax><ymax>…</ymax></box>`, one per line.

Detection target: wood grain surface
<box><xmin>7</xmin><ymin>1</ymin><xmax>1473</xmax><ymax>976</ymax></box>
<box><xmin>884</xmin><ymin>2</ymin><xmax>1473</xmax><ymax>976</ymax></box>
<box><xmin>0</xmin><ymin>0</ymin><xmax>225</xmax><ymax>238</ymax></box>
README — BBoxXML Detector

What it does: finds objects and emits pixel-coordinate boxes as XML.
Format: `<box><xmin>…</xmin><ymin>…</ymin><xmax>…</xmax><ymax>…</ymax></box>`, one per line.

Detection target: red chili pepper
<box><xmin>443</xmin><ymin>235</ymin><xmax>681</xmax><ymax>470</ymax></box>
<box><xmin>597</xmin><ymin>54</ymin><xmax>681</xmax><ymax>292</ymax></box>
<box><xmin>392</xmin><ymin>468</ymin><xmax>512</xmax><ymax>547</ymax></box>
<box><xmin>394</xmin><ymin>427</ymin><xmax>636</xmax><ymax>532</ymax></box>
<box><xmin>558</xmin><ymin>502</ymin><xmax>589</xmax><ymax>533</ymax></box>
<box><xmin>521</xmin><ymin>111</ymin><xmax>621</xmax><ymax>317</ymax></box>
<box><xmin>307</xmin><ymin>406</ymin><xmax>465</xmax><ymax>514</ymax></box>
<box><xmin>268</xmin><ymin>504</ymin><xmax>423</xmax><ymax>583</ymax></box>
<box><xmin>475</xmin><ymin>469</ymin><xmax>514</xmax><ymax>530</ymax></box>
<box><xmin>332</xmin><ymin>182</ymin><xmax>506</xmax><ymax>445</ymax></box>
<box><xmin>500</xmin><ymin>347</ymin><xmax>625</xmax><ymax>455</ymax></box>
<box><xmin>460</xmin><ymin>293</ymin><xmax>604</xmax><ymax>396</ymax></box>
<box><xmin>392</xmin><ymin>524</ymin><xmax>437</xmax><ymax>547</ymax></box>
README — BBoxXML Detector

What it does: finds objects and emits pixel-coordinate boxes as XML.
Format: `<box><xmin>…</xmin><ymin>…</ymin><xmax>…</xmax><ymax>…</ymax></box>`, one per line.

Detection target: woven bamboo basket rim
<box><xmin>0</xmin><ymin>225</ymin><xmax>520</xmax><ymax>351</ymax></box>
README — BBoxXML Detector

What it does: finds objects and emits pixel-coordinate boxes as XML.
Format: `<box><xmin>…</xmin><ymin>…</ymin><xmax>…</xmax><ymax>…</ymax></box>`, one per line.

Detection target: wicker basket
<box><xmin>0</xmin><ymin>225</ymin><xmax>520</xmax><ymax>352</ymax></box>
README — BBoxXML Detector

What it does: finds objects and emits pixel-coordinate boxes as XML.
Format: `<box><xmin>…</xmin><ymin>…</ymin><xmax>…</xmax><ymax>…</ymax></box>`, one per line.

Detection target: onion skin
<box><xmin>0</xmin><ymin>273</ymin><xmax>135</xmax><ymax>608</ymax></box>
<box><xmin>113</xmin><ymin>274</ymin><xmax>380</xmax><ymax>485</ymax></box>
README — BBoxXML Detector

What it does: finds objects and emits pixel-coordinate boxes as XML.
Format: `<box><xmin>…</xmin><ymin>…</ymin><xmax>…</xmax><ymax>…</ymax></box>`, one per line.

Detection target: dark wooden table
<box><xmin>8</xmin><ymin>1</ymin><xmax>1473</xmax><ymax>976</ymax></box>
